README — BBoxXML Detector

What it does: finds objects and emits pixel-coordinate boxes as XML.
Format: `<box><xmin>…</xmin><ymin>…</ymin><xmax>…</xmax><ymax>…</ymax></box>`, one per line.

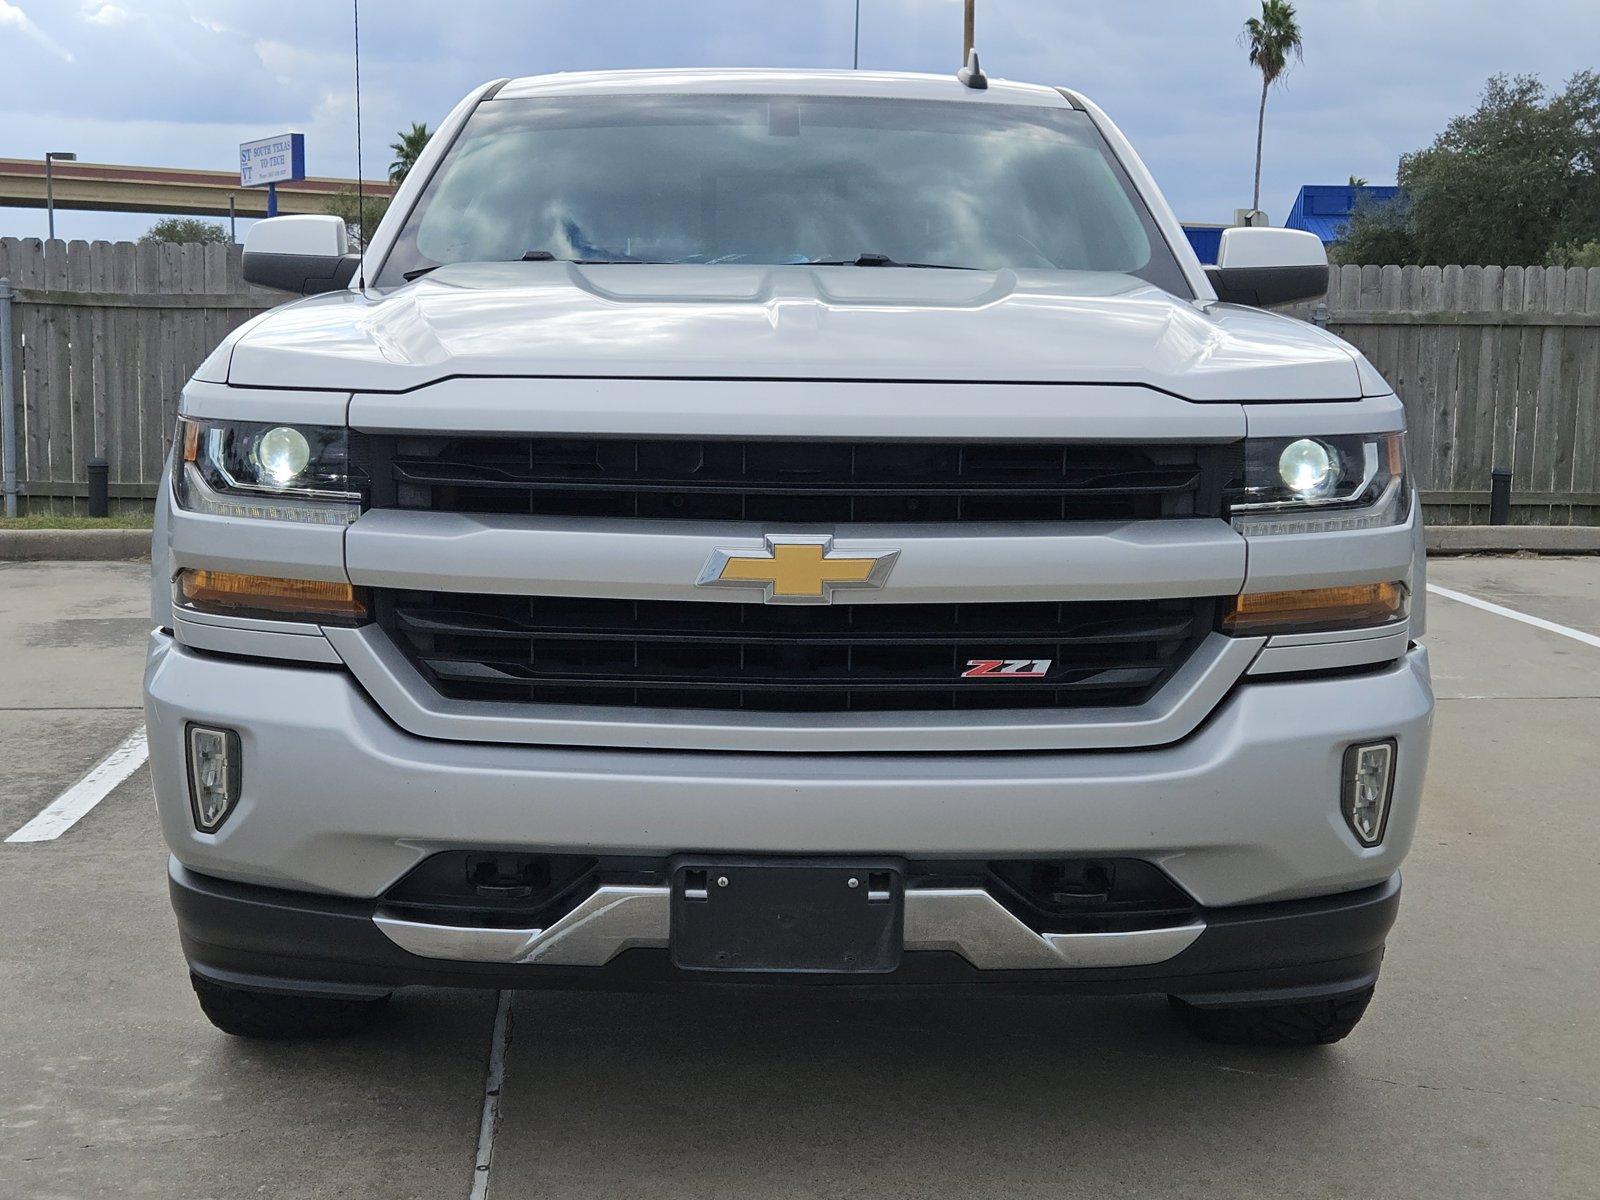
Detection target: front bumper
<box><xmin>145</xmin><ymin>633</ymin><xmax>1432</xmax><ymax>911</ymax></box>
<box><xmin>172</xmin><ymin>858</ymin><xmax>1401</xmax><ymax>1005</ymax></box>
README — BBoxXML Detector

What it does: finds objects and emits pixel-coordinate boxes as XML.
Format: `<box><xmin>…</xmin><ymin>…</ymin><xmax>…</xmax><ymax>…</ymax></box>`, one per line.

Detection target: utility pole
<box><xmin>44</xmin><ymin>151</ymin><xmax>76</xmax><ymax>241</ymax></box>
<box><xmin>963</xmin><ymin>0</ymin><xmax>975</xmax><ymax>59</ymax></box>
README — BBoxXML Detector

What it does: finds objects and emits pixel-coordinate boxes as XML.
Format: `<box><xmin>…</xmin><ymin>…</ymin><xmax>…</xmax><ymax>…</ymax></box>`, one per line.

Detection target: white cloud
<box><xmin>253</xmin><ymin>37</ymin><xmax>350</xmax><ymax>80</ymax></box>
<box><xmin>0</xmin><ymin>0</ymin><xmax>75</xmax><ymax>60</ymax></box>
<box><xmin>81</xmin><ymin>3</ymin><xmax>129</xmax><ymax>25</ymax></box>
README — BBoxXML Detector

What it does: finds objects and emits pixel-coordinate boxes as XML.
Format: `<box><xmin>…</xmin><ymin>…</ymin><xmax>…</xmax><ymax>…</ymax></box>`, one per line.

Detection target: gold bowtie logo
<box><xmin>697</xmin><ymin>537</ymin><xmax>900</xmax><ymax>604</ymax></box>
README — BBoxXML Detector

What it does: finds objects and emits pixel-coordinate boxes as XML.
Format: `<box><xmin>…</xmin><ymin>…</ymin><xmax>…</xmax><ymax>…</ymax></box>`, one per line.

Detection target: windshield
<box><xmin>375</xmin><ymin>94</ymin><xmax>1189</xmax><ymax>294</ymax></box>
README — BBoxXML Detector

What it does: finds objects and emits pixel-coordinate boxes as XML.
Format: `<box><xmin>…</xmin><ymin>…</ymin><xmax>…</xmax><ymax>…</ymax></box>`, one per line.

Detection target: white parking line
<box><xmin>5</xmin><ymin>726</ymin><xmax>150</xmax><ymax>844</ymax></box>
<box><xmin>470</xmin><ymin>990</ymin><xmax>515</xmax><ymax>1200</ymax></box>
<box><xmin>1428</xmin><ymin>584</ymin><xmax>1600</xmax><ymax>651</ymax></box>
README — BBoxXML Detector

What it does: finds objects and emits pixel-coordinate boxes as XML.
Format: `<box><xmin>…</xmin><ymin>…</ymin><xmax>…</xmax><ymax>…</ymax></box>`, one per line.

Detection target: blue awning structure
<box><xmin>1285</xmin><ymin>185</ymin><xmax>1402</xmax><ymax>245</ymax></box>
<box><xmin>1181</xmin><ymin>225</ymin><xmax>1225</xmax><ymax>265</ymax></box>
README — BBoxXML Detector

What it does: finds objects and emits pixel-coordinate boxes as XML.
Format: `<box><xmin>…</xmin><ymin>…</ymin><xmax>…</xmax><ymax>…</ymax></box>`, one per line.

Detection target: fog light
<box><xmin>187</xmin><ymin>725</ymin><xmax>241</xmax><ymax>832</ymax></box>
<box><xmin>1342</xmin><ymin>740</ymin><xmax>1395</xmax><ymax>846</ymax></box>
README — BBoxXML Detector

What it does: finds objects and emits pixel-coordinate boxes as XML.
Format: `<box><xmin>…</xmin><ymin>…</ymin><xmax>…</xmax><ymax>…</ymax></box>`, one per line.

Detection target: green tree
<box><xmin>1332</xmin><ymin>194</ymin><xmax>1418</xmax><ymax>266</ymax></box>
<box><xmin>1348</xmin><ymin>175</ymin><xmax>1369</xmax><ymax>189</ymax></box>
<box><xmin>140</xmin><ymin>217</ymin><xmax>230</xmax><ymax>245</ymax></box>
<box><xmin>1547</xmin><ymin>239</ymin><xmax>1600</xmax><ymax>268</ymax></box>
<box><xmin>324</xmin><ymin>190</ymin><xmax>391</xmax><ymax>247</ymax></box>
<box><xmin>1337</xmin><ymin>73</ymin><xmax>1600</xmax><ymax>265</ymax></box>
<box><xmin>1242</xmin><ymin>1</ymin><xmax>1304</xmax><ymax>215</ymax></box>
<box><xmin>388</xmin><ymin>122</ymin><xmax>432</xmax><ymax>183</ymax></box>
<box><xmin>1407</xmin><ymin>73</ymin><xmax>1600</xmax><ymax>265</ymax></box>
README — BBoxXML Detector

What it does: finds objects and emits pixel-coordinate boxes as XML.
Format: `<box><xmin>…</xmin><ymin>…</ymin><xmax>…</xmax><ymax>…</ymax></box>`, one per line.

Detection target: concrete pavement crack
<box><xmin>0</xmin><ymin>705</ymin><xmax>145</xmax><ymax>711</ymax></box>
<box><xmin>1348</xmin><ymin>1074</ymin><xmax>1600</xmax><ymax>1111</ymax></box>
<box><xmin>18</xmin><ymin>1125</ymin><xmax>254</xmax><ymax>1161</ymax></box>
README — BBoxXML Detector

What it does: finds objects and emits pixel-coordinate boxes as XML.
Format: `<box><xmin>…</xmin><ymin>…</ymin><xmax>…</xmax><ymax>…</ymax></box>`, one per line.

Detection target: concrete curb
<box><xmin>1427</xmin><ymin>526</ymin><xmax>1600</xmax><ymax>555</ymax></box>
<box><xmin>0</xmin><ymin>529</ymin><xmax>152</xmax><ymax>562</ymax></box>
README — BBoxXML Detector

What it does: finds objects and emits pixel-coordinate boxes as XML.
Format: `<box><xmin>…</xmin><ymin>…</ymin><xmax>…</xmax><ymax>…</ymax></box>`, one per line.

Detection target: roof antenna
<box><xmin>352</xmin><ymin>0</ymin><xmax>367</xmax><ymax>292</ymax></box>
<box><xmin>958</xmin><ymin>48</ymin><xmax>988</xmax><ymax>90</ymax></box>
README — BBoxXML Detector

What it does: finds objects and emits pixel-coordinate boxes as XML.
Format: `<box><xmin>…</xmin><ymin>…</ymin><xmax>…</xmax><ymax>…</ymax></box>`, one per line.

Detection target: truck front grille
<box><xmin>374</xmin><ymin>591</ymin><xmax>1215</xmax><ymax>714</ymax></box>
<box><xmin>356</xmin><ymin>436</ymin><xmax>1235</xmax><ymax>523</ymax></box>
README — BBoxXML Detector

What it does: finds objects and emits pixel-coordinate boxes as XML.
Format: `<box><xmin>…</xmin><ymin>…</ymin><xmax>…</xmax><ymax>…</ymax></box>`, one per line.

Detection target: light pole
<box><xmin>44</xmin><ymin>151</ymin><xmax>76</xmax><ymax>241</ymax></box>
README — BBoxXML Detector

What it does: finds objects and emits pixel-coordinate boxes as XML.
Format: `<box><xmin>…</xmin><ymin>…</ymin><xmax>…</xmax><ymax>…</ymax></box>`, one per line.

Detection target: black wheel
<box><xmin>190</xmin><ymin>973</ymin><xmax>390</xmax><ymax>1040</ymax></box>
<box><xmin>1168</xmin><ymin>985</ymin><xmax>1375</xmax><ymax>1046</ymax></box>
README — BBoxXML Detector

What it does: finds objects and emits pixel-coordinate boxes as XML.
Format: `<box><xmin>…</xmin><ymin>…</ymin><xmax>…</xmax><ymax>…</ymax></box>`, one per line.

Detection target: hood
<box><xmin>219</xmin><ymin>262</ymin><xmax>1363</xmax><ymax>401</ymax></box>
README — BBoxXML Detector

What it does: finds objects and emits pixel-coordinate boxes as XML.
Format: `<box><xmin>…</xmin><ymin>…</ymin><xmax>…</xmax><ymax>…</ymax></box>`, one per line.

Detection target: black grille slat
<box><xmin>376</xmin><ymin>591</ymin><xmax>1215</xmax><ymax>715</ymax></box>
<box><xmin>360</xmin><ymin>435</ymin><xmax>1233</xmax><ymax>524</ymax></box>
<box><xmin>391</xmin><ymin>607</ymin><xmax>1195</xmax><ymax>647</ymax></box>
<box><xmin>419</xmin><ymin>661</ymin><xmax>1166</xmax><ymax>692</ymax></box>
<box><xmin>389</xmin><ymin>464</ymin><xmax>1200</xmax><ymax>497</ymax></box>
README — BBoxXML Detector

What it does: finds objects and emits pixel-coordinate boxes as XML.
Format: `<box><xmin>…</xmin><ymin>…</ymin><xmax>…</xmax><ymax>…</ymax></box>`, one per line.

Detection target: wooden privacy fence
<box><xmin>1301</xmin><ymin>264</ymin><xmax>1600</xmax><ymax>526</ymax></box>
<box><xmin>1</xmin><ymin>240</ymin><xmax>1598</xmax><ymax>524</ymax></box>
<box><xmin>0</xmin><ymin>237</ymin><xmax>280</xmax><ymax>512</ymax></box>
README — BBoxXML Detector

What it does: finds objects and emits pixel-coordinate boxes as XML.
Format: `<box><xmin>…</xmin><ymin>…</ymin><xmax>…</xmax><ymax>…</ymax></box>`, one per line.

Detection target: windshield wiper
<box><xmin>524</xmin><ymin>250</ymin><xmax>679</xmax><ymax>265</ymax></box>
<box><xmin>402</xmin><ymin>251</ymin><xmax>625</xmax><ymax>281</ymax></box>
<box><xmin>804</xmin><ymin>253</ymin><xmax>977</xmax><ymax>270</ymax></box>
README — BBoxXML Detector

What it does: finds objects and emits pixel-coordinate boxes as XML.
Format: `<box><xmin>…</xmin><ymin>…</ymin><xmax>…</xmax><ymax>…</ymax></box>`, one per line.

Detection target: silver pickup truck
<box><xmin>146</xmin><ymin>67</ymin><xmax>1432</xmax><ymax>1046</ymax></box>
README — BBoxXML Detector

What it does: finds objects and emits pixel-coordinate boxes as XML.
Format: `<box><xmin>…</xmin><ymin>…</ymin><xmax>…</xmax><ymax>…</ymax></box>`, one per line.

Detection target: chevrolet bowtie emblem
<box><xmin>697</xmin><ymin>536</ymin><xmax>900</xmax><ymax>604</ymax></box>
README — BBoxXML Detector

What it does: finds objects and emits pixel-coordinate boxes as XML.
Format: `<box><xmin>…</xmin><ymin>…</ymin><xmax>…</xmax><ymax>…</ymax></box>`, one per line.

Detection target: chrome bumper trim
<box><xmin>901</xmin><ymin>888</ymin><xmax>1204</xmax><ymax>969</ymax></box>
<box><xmin>372</xmin><ymin>886</ymin><xmax>1205</xmax><ymax>971</ymax></box>
<box><xmin>374</xmin><ymin>886</ymin><xmax>670</xmax><ymax>967</ymax></box>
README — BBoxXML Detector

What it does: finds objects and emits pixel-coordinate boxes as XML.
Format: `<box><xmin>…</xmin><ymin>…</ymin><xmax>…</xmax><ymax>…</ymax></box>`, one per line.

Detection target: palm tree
<box><xmin>1242</xmin><ymin>1</ymin><xmax>1304</xmax><ymax>215</ymax></box>
<box><xmin>388</xmin><ymin>123</ymin><xmax>432</xmax><ymax>184</ymax></box>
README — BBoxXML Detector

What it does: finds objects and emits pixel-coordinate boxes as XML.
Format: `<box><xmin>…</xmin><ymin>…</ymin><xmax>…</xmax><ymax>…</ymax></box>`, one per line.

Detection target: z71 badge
<box><xmin>961</xmin><ymin>659</ymin><xmax>1054</xmax><ymax>679</ymax></box>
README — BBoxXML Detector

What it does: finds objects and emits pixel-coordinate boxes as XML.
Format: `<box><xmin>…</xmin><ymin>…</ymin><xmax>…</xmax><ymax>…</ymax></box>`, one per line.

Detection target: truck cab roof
<box><xmin>493</xmin><ymin>67</ymin><xmax>1076</xmax><ymax>108</ymax></box>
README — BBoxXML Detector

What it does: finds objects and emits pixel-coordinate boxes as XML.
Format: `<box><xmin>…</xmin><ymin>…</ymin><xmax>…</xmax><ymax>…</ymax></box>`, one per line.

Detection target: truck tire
<box><xmin>1168</xmin><ymin>986</ymin><xmax>1375</xmax><ymax>1046</ymax></box>
<box><xmin>191</xmin><ymin>974</ymin><xmax>390</xmax><ymax>1040</ymax></box>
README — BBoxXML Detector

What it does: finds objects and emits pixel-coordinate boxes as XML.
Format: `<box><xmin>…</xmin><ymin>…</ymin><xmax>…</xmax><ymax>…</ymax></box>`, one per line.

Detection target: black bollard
<box><xmin>1488</xmin><ymin>467</ymin><xmax>1512</xmax><ymax>527</ymax></box>
<box><xmin>87</xmin><ymin>457</ymin><xmax>109</xmax><ymax>518</ymax></box>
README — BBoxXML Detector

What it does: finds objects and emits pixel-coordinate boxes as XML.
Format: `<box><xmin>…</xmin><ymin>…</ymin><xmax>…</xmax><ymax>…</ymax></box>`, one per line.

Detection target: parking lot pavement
<box><xmin>2</xmin><ymin>556</ymin><xmax>1597</xmax><ymax>1199</ymax></box>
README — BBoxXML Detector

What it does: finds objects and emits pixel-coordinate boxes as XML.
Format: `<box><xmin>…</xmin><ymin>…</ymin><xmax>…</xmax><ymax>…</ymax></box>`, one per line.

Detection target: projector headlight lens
<box><xmin>255</xmin><ymin>426</ymin><xmax>311</xmax><ymax>484</ymax></box>
<box><xmin>1278</xmin><ymin>438</ymin><xmax>1339</xmax><ymax>498</ymax></box>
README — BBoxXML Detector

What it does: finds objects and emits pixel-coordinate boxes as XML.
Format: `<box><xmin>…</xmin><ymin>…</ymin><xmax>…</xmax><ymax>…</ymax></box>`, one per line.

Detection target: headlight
<box><xmin>173</xmin><ymin>418</ymin><xmax>359</xmax><ymax>525</ymax></box>
<box><xmin>1228</xmin><ymin>432</ymin><xmax>1409</xmax><ymax>536</ymax></box>
<box><xmin>1277</xmin><ymin>438</ymin><xmax>1338</xmax><ymax>499</ymax></box>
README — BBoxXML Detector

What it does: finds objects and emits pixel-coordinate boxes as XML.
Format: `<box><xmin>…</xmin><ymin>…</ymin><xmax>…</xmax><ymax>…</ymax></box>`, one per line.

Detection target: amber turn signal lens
<box><xmin>176</xmin><ymin>569</ymin><xmax>367</xmax><ymax>623</ymax></box>
<box><xmin>1222</xmin><ymin>581</ymin><xmax>1407</xmax><ymax>636</ymax></box>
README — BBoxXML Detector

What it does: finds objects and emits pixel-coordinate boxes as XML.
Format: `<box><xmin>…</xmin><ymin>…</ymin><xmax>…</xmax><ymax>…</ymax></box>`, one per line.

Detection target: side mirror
<box><xmin>242</xmin><ymin>215</ymin><xmax>360</xmax><ymax>295</ymax></box>
<box><xmin>1206</xmin><ymin>227</ymin><xmax>1328</xmax><ymax>308</ymax></box>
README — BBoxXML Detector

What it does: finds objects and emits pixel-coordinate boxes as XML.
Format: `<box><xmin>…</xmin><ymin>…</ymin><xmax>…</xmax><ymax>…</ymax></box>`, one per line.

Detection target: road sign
<box><xmin>239</xmin><ymin>133</ymin><xmax>306</xmax><ymax>189</ymax></box>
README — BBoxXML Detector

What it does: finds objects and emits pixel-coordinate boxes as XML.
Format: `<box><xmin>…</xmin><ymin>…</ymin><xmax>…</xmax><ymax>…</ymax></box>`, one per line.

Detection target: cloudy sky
<box><xmin>2</xmin><ymin>0</ymin><xmax>1595</xmax><ymax>243</ymax></box>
